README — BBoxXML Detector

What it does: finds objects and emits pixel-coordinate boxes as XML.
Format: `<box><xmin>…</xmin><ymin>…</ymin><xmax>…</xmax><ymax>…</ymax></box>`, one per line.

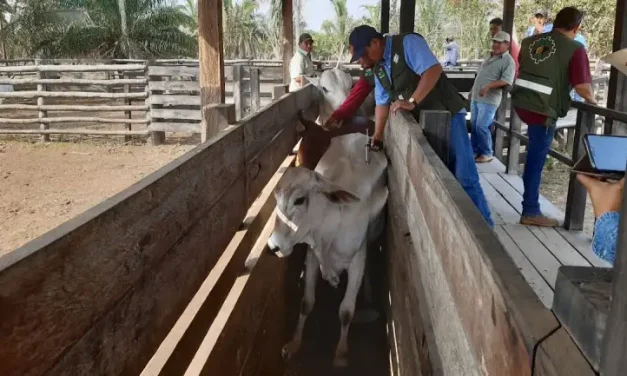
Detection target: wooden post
<box><xmin>564</xmin><ymin>109</ymin><xmax>595</xmax><ymax>230</ymax></box>
<box><xmin>282</xmin><ymin>0</ymin><xmax>294</xmax><ymax>85</ymax></box>
<box><xmin>272</xmin><ymin>84</ymin><xmax>288</xmax><ymax>101</ymax></box>
<box><xmin>399</xmin><ymin>0</ymin><xmax>415</xmax><ymax>33</ymax></box>
<box><xmin>506</xmin><ymin>111</ymin><xmax>522</xmax><ymax>174</ymax></box>
<box><xmin>198</xmin><ymin>0</ymin><xmax>225</xmax><ymax>105</ymax></box>
<box><xmin>494</xmin><ymin>91</ymin><xmax>507</xmax><ymax>162</ymax></box>
<box><xmin>123</xmin><ymin>70</ymin><xmax>132</xmax><ymax>142</ymax></box>
<box><xmin>202</xmin><ymin>103</ymin><xmax>234</xmax><ymax>142</ymax></box>
<box><xmin>606</xmin><ymin>0</ymin><xmax>627</xmax><ymax>135</ymax></box>
<box><xmin>502</xmin><ymin>0</ymin><xmax>515</xmax><ymax>36</ymax></box>
<box><xmin>233</xmin><ymin>65</ymin><xmax>244</xmax><ymax>120</ymax></box>
<box><xmin>250</xmin><ymin>67</ymin><xmax>261</xmax><ymax>112</ymax></box>
<box><xmin>36</xmin><ymin>60</ymin><xmax>48</xmax><ymax>142</ymax></box>
<box><xmin>420</xmin><ymin>110</ymin><xmax>451</xmax><ymax>166</ymax></box>
<box><xmin>600</xmin><ymin>161</ymin><xmax>627</xmax><ymax>375</ymax></box>
<box><xmin>381</xmin><ymin>0</ymin><xmax>390</xmax><ymax>34</ymax></box>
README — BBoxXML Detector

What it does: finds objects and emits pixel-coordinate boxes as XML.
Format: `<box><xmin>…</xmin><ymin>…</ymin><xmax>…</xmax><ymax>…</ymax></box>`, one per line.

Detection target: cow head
<box><xmin>305</xmin><ymin>68</ymin><xmax>353</xmax><ymax>123</ymax></box>
<box><xmin>267</xmin><ymin>167</ymin><xmax>360</xmax><ymax>257</ymax></box>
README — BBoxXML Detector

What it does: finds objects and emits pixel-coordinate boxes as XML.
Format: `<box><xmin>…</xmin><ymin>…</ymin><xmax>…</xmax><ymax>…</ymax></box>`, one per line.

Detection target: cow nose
<box><xmin>267</xmin><ymin>245</ymin><xmax>280</xmax><ymax>254</ymax></box>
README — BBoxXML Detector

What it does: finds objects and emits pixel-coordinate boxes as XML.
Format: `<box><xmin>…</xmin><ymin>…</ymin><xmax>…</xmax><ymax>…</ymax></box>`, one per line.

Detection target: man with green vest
<box><xmin>512</xmin><ymin>7</ymin><xmax>596</xmax><ymax>227</ymax></box>
<box><xmin>348</xmin><ymin>25</ymin><xmax>493</xmax><ymax>227</ymax></box>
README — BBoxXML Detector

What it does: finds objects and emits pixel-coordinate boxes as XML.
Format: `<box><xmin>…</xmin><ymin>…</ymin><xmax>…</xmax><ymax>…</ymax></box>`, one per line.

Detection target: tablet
<box><xmin>583</xmin><ymin>134</ymin><xmax>627</xmax><ymax>175</ymax></box>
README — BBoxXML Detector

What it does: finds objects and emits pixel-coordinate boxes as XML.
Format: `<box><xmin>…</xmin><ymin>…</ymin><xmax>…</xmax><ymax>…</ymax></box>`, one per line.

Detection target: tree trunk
<box><xmin>118</xmin><ymin>0</ymin><xmax>130</xmax><ymax>58</ymax></box>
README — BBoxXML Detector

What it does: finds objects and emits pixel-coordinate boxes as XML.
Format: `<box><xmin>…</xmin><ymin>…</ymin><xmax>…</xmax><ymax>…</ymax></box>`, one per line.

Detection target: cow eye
<box><xmin>322</xmin><ymin>86</ymin><xmax>329</xmax><ymax>94</ymax></box>
<box><xmin>294</xmin><ymin>197</ymin><xmax>306</xmax><ymax>206</ymax></box>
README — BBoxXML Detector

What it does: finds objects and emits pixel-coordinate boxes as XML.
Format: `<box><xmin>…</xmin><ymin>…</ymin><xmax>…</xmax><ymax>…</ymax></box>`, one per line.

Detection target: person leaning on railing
<box><xmin>577</xmin><ymin>174</ymin><xmax>625</xmax><ymax>264</ymax></box>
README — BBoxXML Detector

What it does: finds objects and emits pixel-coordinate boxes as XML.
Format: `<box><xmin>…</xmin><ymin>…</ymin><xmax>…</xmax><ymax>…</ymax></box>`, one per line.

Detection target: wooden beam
<box><xmin>600</xmin><ymin>160</ymin><xmax>627</xmax><ymax>374</ymax></box>
<box><xmin>502</xmin><ymin>0</ymin><xmax>515</xmax><ymax>36</ymax></box>
<box><xmin>381</xmin><ymin>0</ymin><xmax>390</xmax><ymax>34</ymax></box>
<box><xmin>282</xmin><ymin>0</ymin><xmax>294</xmax><ymax>84</ymax></box>
<box><xmin>198</xmin><ymin>0</ymin><xmax>225</xmax><ymax>105</ymax></box>
<box><xmin>399</xmin><ymin>0</ymin><xmax>415</xmax><ymax>33</ymax></box>
<box><xmin>607</xmin><ymin>0</ymin><xmax>627</xmax><ymax>134</ymax></box>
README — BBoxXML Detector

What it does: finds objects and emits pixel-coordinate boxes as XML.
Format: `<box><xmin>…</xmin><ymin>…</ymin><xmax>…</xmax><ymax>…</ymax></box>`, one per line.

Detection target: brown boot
<box><xmin>520</xmin><ymin>214</ymin><xmax>559</xmax><ymax>227</ymax></box>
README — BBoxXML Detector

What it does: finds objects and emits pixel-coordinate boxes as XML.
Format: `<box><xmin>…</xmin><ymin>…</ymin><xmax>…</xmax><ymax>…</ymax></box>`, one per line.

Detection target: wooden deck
<box><xmin>477</xmin><ymin>159</ymin><xmax>611</xmax><ymax>308</ymax></box>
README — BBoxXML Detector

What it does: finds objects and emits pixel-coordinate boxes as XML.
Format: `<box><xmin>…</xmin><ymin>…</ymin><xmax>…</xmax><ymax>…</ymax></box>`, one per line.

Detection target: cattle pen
<box><xmin>3</xmin><ymin>0</ymin><xmax>627</xmax><ymax>375</ymax></box>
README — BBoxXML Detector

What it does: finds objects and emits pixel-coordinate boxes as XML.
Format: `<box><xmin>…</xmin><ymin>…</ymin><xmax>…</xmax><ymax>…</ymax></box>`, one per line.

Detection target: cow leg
<box><xmin>333</xmin><ymin>247</ymin><xmax>366</xmax><ymax>368</ymax></box>
<box><xmin>282</xmin><ymin>247</ymin><xmax>319</xmax><ymax>360</ymax></box>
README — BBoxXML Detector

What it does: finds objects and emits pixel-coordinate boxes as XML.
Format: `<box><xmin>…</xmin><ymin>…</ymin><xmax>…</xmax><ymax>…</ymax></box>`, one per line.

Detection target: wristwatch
<box><xmin>408</xmin><ymin>97</ymin><xmax>416</xmax><ymax>104</ymax></box>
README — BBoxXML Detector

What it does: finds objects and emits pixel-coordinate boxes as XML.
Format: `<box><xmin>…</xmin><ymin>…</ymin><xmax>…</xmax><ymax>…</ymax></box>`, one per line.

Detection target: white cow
<box><xmin>267</xmin><ymin>122</ymin><xmax>388</xmax><ymax>367</ymax></box>
<box><xmin>305</xmin><ymin>67</ymin><xmax>375</xmax><ymax>125</ymax></box>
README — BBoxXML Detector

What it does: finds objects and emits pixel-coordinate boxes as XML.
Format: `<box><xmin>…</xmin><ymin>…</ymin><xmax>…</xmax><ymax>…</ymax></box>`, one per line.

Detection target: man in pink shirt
<box><xmin>489</xmin><ymin>18</ymin><xmax>520</xmax><ymax>75</ymax></box>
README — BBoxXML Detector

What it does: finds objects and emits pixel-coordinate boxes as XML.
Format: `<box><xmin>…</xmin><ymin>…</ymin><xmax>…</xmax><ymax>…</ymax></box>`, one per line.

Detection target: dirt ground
<box><xmin>0</xmin><ymin>137</ymin><xmax>194</xmax><ymax>256</ymax></box>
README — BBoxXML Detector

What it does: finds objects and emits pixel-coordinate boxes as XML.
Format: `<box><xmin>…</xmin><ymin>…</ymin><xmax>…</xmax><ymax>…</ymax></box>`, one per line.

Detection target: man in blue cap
<box><xmin>348</xmin><ymin>25</ymin><xmax>493</xmax><ymax>227</ymax></box>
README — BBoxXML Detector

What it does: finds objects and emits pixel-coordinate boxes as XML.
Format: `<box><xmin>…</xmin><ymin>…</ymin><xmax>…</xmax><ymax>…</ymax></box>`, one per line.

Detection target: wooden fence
<box><xmin>0</xmin><ymin>84</ymin><xmax>318</xmax><ymax>376</ymax></box>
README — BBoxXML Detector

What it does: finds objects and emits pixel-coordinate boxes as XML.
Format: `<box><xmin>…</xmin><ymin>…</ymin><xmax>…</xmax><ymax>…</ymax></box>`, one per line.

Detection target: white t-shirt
<box><xmin>289</xmin><ymin>50</ymin><xmax>315</xmax><ymax>92</ymax></box>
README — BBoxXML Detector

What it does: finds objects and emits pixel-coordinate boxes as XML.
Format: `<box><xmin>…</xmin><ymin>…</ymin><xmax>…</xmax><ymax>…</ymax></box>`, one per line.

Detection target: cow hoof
<box><xmin>333</xmin><ymin>354</ymin><xmax>349</xmax><ymax>368</ymax></box>
<box><xmin>282</xmin><ymin>341</ymin><xmax>300</xmax><ymax>361</ymax></box>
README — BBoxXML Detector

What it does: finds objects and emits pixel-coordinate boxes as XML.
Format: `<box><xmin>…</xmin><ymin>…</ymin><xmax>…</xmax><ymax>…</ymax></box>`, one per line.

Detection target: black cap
<box><xmin>349</xmin><ymin>25</ymin><xmax>383</xmax><ymax>63</ymax></box>
<box><xmin>298</xmin><ymin>33</ymin><xmax>314</xmax><ymax>44</ymax></box>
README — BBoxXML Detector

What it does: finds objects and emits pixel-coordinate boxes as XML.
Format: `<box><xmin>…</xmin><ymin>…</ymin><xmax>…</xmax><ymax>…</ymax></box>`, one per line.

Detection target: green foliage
<box><xmin>514</xmin><ymin>0</ymin><xmax>615</xmax><ymax>58</ymax></box>
<box><xmin>4</xmin><ymin>0</ymin><xmax>196</xmax><ymax>59</ymax></box>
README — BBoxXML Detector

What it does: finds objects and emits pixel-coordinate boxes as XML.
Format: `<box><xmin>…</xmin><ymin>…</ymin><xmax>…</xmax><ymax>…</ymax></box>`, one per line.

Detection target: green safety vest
<box><xmin>373</xmin><ymin>33</ymin><xmax>466</xmax><ymax>118</ymax></box>
<box><xmin>512</xmin><ymin>31</ymin><xmax>581</xmax><ymax>122</ymax></box>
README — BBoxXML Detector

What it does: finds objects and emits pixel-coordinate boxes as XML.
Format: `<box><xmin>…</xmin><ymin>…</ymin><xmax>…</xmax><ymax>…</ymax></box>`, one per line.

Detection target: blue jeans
<box><xmin>522</xmin><ymin>123</ymin><xmax>556</xmax><ymax>216</ymax></box>
<box><xmin>449</xmin><ymin>112</ymin><xmax>494</xmax><ymax>227</ymax></box>
<box><xmin>470</xmin><ymin>101</ymin><xmax>498</xmax><ymax>157</ymax></box>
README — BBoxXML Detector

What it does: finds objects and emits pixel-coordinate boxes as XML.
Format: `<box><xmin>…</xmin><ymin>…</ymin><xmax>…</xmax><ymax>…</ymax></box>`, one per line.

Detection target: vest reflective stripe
<box><xmin>276</xmin><ymin>207</ymin><xmax>299</xmax><ymax>232</ymax></box>
<box><xmin>514</xmin><ymin>78</ymin><xmax>553</xmax><ymax>95</ymax></box>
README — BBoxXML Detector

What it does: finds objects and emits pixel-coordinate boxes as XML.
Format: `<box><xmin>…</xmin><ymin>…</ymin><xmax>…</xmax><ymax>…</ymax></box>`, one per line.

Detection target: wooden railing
<box><xmin>493</xmin><ymin>100</ymin><xmax>627</xmax><ymax>230</ymax></box>
<box><xmin>0</xmin><ymin>84</ymin><xmax>318</xmax><ymax>376</ymax></box>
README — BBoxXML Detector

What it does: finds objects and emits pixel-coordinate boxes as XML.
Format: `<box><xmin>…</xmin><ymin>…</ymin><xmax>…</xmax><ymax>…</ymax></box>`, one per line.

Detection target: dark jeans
<box><xmin>449</xmin><ymin>112</ymin><xmax>494</xmax><ymax>227</ymax></box>
<box><xmin>522</xmin><ymin>123</ymin><xmax>556</xmax><ymax>216</ymax></box>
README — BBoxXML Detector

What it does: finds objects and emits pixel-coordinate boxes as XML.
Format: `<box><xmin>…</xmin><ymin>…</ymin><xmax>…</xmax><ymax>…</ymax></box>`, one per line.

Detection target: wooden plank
<box><xmin>528</xmin><ymin>227</ymin><xmax>591</xmax><ymax>267</ymax></box>
<box><xmin>498</xmin><ymin>173</ymin><xmax>564</xmax><ymax>220</ymax></box>
<box><xmin>0</xmin><ymin>129</ymin><xmax>149</xmax><ymax>136</ymax></box>
<box><xmin>0</xmin><ymin>125</ymin><xmax>246</xmax><ymax>376</ymax></box>
<box><xmin>233</xmin><ymin>65</ymin><xmax>243</xmax><ymax>120</ymax></box>
<box><xmin>149</xmin><ymin>80</ymin><xmax>200</xmax><ymax>92</ymax></box>
<box><xmin>202</xmin><ymin>103</ymin><xmax>235</xmax><ymax>142</ymax></box>
<box><xmin>556</xmin><ymin>228</ymin><xmax>611</xmax><ymax>268</ymax></box>
<box><xmin>193</xmin><ymin>236</ymin><xmax>304</xmax><ymax>376</ymax></box>
<box><xmin>0</xmin><ymin>91</ymin><xmax>147</xmax><ymax>99</ymax></box>
<box><xmin>150</xmin><ymin>94</ymin><xmax>201</xmax><ymax>106</ymax></box>
<box><xmin>149</xmin><ymin>122</ymin><xmax>201</xmax><ymax>133</ymax></box>
<box><xmin>482</xmin><ymin>173</ymin><xmax>523</xmax><ymax>213</ymax></box>
<box><xmin>0</xmin><ymin>116</ymin><xmax>149</xmax><ymax>124</ymax></box>
<box><xmin>48</xmin><ymin>176</ymin><xmax>248</xmax><ymax>376</ymax></box>
<box><xmin>399</xmin><ymin>0</ymin><xmax>416</xmax><ymax>32</ymax></box>
<box><xmin>150</xmin><ymin>108</ymin><xmax>202</xmax><ymax>121</ymax></box>
<box><xmin>281</xmin><ymin>0</ymin><xmax>294</xmax><ymax>84</ymax></box>
<box><xmin>141</xmin><ymin>155</ymin><xmax>295</xmax><ymax>376</ymax></box>
<box><xmin>479</xmin><ymin>175</ymin><xmax>520</xmax><ymax>224</ymax></box>
<box><xmin>420</xmin><ymin>110</ymin><xmax>450</xmax><ymax>166</ymax></box>
<box><xmin>502</xmin><ymin>225</ymin><xmax>562</xmax><ymax>289</ymax></box>
<box><xmin>534</xmin><ymin>328</ymin><xmax>596</xmax><ymax>376</ymax></box>
<box><xmin>0</xmin><ymin>104</ymin><xmax>148</xmax><ymax>111</ymax></box>
<box><xmin>494</xmin><ymin>226</ymin><xmax>554</xmax><ymax>308</ymax></box>
<box><xmin>0</xmin><ymin>64</ymin><xmax>146</xmax><ymax>73</ymax></box>
<box><xmin>507</xmin><ymin>111</ymin><xmax>522</xmax><ymax>174</ymax></box>
<box><xmin>0</xmin><ymin>78</ymin><xmax>147</xmax><ymax>85</ymax></box>
<box><xmin>386</xmin><ymin>111</ymin><xmax>559</xmax><ymax>375</ymax></box>
<box><xmin>148</xmin><ymin>66</ymin><xmax>199</xmax><ymax>78</ymax></box>
<box><xmin>476</xmin><ymin>158</ymin><xmax>507</xmax><ymax>174</ymax></box>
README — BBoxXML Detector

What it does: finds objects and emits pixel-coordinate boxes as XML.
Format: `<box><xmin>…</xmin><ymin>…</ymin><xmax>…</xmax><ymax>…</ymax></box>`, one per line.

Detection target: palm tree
<box><xmin>320</xmin><ymin>0</ymin><xmax>355</xmax><ymax>57</ymax></box>
<box><xmin>11</xmin><ymin>0</ymin><xmax>196</xmax><ymax>59</ymax></box>
<box><xmin>223</xmin><ymin>0</ymin><xmax>267</xmax><ymax>59</ymax></box>
<box><xmin>179</xmin><ymin>0</ymin><xmax>198</xmax><ymax>36</ymax></box>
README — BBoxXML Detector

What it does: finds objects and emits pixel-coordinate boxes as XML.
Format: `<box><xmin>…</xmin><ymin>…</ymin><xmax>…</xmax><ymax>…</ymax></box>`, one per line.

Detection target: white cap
<box><xmin>492</xmin><ymin>31</ymin><xmax>511</xmax><ymax>43</ymax></box>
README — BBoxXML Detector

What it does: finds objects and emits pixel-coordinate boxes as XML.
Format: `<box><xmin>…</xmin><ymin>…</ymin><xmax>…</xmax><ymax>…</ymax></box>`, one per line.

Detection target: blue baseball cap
<box><xmin>349</xmin><ymin>25</ymin><xmax>382</xmax><ymax>63</ymax></box>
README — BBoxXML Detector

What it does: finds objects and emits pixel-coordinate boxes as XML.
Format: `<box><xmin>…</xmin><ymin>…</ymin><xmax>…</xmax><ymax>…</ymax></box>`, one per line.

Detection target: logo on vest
<box><xmin>393</xmin><ymin>53</ymin><xmax>399</xmax><ymax>64</ymax></box>
<box><xmin>528</xmin><ymin>36</ymin><xmax>556</xmax><ymax>64</ymax></box>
